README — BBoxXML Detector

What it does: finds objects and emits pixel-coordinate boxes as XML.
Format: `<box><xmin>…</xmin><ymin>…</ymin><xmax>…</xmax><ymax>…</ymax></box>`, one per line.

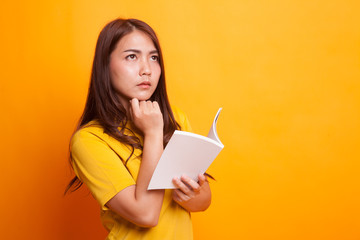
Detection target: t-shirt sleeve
<box><xmin>70</xmin><ymin>129</ymin><xmax>135</xmax><ymax>208</ymax></box>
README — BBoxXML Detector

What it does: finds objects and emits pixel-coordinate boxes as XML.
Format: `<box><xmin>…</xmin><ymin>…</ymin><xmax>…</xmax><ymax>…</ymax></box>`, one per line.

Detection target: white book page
<box><xmin>207</xmin><ymin>108</ymin><xmax>223</xmax><ymax>146</ymax></box>
<box><xmin>147</xmin><ymin>108</ymin><xmax>224</xmax><ymax>190</ymax></box>
<box><xmin>148</xmin><ymin>132</ymin><xmax>223</xmax><ymax>189</ymax></box>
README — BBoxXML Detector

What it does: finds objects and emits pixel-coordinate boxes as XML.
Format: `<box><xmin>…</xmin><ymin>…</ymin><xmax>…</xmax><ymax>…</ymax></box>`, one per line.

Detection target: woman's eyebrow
<box><xmin>149</xmin><ymin>50</ymin><xmax>159</xmax><ymax>54</ymax></box>
<box><xmin>123</xmin><ymin>49</ymin><xmax>158</xmax><ymax>54</ymax></box>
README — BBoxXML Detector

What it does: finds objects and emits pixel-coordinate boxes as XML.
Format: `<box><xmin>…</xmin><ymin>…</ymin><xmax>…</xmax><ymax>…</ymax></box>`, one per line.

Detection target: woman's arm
<box><xmin>106</xmin><ymin>99</ymin><xmax>165</xmax><ymax>227</ymax></box>
<box><xmin>172</xmin><ymin>174</ymin><xmax>212</xmax><ymax>212</ymax></box>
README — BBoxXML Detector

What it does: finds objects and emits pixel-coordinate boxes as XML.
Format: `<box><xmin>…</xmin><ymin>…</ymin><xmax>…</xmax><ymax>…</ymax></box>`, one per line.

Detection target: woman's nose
<box><xmin>139</xmin><ymin>59</ymin><xmax>151</xmax><ymax>76</ymax></box>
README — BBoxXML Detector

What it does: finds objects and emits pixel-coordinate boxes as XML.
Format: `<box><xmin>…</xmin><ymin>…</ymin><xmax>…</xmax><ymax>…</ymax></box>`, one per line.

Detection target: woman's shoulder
<box><xmin>70</xmin><ymin>120</ymin><xmax>136</xmax><ymax>158</ymax></box>
<box><xmin>71</xmin><ymin>120</ymin><xmax>106</xmax><ymax>146</ymax></box>
<box><xmin>171</xmin><ymin>105</ymin><xmax>185</xmax><ymax>117</ymax></box>
<box><xmin>171</xmin><ymin>106</ymin><xmax>192</xmax><ymax>132</ymax></box>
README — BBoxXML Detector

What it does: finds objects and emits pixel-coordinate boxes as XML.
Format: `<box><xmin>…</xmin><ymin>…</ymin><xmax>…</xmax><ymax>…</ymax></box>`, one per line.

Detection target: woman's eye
<box><xmin>126</xmin><ymin>54</ymin><xmax>136</xmax><ymax>60</ymax></box>
<box><xmin>151</xmin><ymin>55</ymin><xmax>159</xmax><ymax>61</ymax></box>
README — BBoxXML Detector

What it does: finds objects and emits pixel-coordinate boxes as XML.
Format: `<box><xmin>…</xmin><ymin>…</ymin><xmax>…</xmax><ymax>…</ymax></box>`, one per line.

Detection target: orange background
<box><xmin>1</xmin><ymin>0</ymin><xmax>360</xmax><ymax>239</ymax></box>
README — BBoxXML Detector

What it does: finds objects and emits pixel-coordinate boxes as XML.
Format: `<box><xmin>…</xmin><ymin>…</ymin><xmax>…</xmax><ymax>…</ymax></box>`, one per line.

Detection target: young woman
<box><xmin>65</xmin><ymin>18</ymin><xmax>211</xmax><ymax>239</ymax></box>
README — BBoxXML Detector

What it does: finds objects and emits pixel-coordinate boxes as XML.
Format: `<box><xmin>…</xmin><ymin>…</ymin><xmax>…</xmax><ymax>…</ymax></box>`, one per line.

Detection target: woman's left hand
<box><xmin>172</xmin><ymin>174</ymin><xmax>211</xmax><ymax>212</ymax></box>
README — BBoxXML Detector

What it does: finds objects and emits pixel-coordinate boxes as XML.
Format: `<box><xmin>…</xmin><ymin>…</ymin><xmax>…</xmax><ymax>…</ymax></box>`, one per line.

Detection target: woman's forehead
<box><xmin>116</xmin><ymin>30</ymin><xmax>157</xmax><ymax>52</ymax></box>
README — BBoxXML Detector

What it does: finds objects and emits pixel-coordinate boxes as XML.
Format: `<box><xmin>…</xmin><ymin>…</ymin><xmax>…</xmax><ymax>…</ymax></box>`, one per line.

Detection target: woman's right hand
<box><xmin>129</xmin><ymin>98</ymin><xmax>164</xmax><ymax>136</ymax></box>
<box><xmin>106</xmin><ymin>98</ymin><xmax>165</xmax><ymax>227</ymax></box>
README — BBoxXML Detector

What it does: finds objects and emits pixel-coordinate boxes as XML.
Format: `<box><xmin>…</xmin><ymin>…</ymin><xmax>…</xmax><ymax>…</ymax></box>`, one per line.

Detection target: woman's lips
<box><xmin>137</xmin><ymin>81</ymin><xmax>151</xmax><ymax>89</ymax></box>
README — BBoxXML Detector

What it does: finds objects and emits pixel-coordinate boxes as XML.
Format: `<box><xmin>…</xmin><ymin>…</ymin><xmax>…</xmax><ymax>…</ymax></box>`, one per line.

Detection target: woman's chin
<box><xmin>134</xmin><ymin>94</ymin><xmax>153</xmax><ymax>102</ymax></box>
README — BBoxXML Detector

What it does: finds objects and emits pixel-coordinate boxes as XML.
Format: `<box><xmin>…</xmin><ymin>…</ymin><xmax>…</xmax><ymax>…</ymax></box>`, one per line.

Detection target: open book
<box><xmin>148</xmin><ymin>108</ymin><xmax>224</xmax><ymax>190</ymax></box>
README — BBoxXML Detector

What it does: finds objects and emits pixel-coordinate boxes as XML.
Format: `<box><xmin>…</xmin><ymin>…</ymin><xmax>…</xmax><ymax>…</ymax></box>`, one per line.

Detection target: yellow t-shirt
<box><xmin>70</xmin><ymin>106</ymin><xmax>193</xmax><ymax>240</ymax></box>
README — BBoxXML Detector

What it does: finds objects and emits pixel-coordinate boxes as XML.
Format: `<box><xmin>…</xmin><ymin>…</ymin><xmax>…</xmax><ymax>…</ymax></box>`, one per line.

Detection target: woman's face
<box><xmin>109</xmin><ymin>30</ymin><xmax>161</xmax><ymax>108</ymax></box>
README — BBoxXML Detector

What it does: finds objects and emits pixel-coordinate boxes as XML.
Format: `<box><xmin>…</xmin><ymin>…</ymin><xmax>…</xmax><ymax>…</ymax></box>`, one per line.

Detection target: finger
<box><xmin>172</xmin><ymin>190</ymin><xmax>183</xmax><ymax>202</ymax></box>
<box><xmin>139</xmin><ymin>100</ymin><xmax>147</xmax><ymax>111</ymax></box>
<box><xmin>180</xmin><ymin>175</ymin><xmax>200</xmax><ymax>192</ymax></box>
<box><xmin>172</xmin><ymin>177</ymin><xmax>194</xmax><ymax>197</ymax></box>
<box><xmin>198</xmin><ymin>174</ymin><xmax>207</xmax><ymax>186</ymax></box>
<box><xmin>152</xmin><ymin>100</ymin><xmax>159</xmax><ymax>109</ymax></box>
<box><xmin>146</xmin><ymin>100</ymin><xmax>153</xmax><ymax>111</ymax></box>
<box><xmin>172</xmin><ymin>177</ymin><xmax>182</xmax><ymax>189</ymax></box>
<box><xmin>173</xmin><ymin>189</ymin><xmax>191</xmax><ymax>202</ymax></box>
<box><xmin>131</xmin><ymin>98</ymin><xmax>140</xmax><ymax>117</ymax></box>
<box><xmin>152</xmin><ymin>101</ymin><xmax>161</xmax><ymax>114</ymax></box>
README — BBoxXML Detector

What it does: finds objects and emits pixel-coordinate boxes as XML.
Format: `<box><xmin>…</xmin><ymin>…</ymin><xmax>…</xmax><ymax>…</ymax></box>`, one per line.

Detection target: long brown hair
<box><xmin>65</xmin><ymin>18</ymin><xmax>180</xmax><ymax>194</ymax></box>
